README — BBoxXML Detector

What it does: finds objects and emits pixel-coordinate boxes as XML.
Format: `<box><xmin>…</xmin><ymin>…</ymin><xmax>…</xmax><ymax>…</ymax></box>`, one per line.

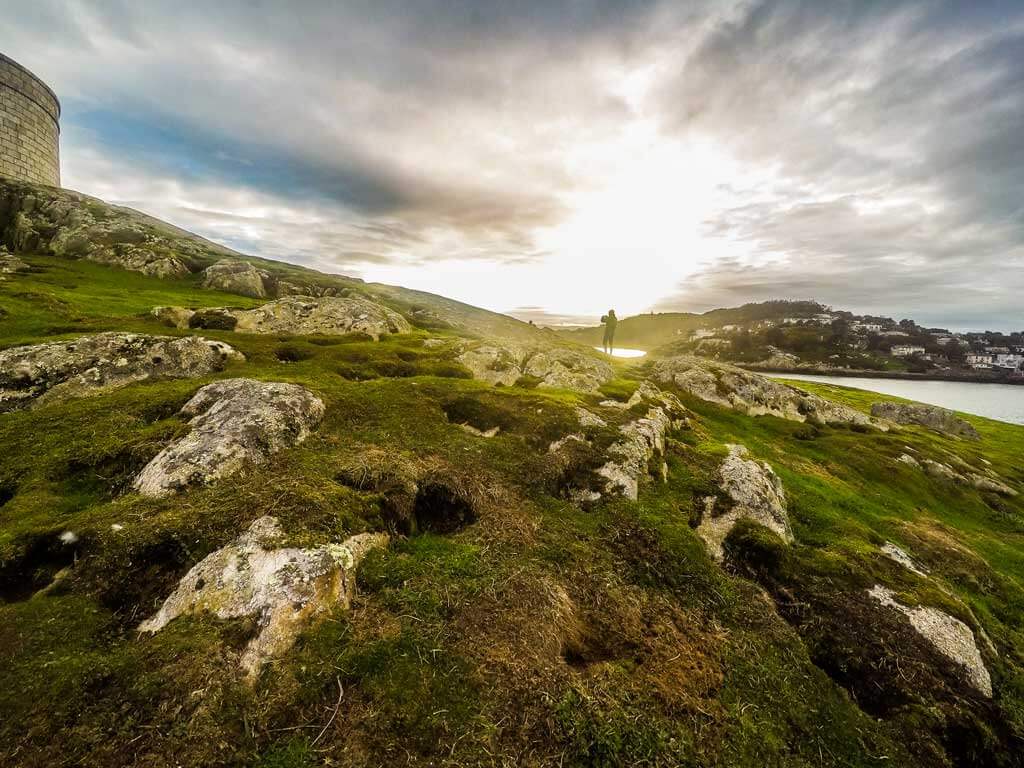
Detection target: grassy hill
<box><xmin>1</xmin><ymin>181</ymin><xmax>1023</xmax><ymax>767</ymax></box>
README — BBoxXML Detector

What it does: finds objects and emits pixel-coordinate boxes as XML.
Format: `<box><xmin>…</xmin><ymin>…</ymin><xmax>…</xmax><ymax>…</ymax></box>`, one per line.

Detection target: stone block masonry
<box><xmin>0</xmin><ymin>53</ymin><xmax>60</xmax><ymax>187</ymax></box>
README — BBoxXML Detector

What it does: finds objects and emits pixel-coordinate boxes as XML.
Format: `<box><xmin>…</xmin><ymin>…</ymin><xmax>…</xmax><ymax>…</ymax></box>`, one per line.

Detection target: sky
<box><xmin>2</xmin><ymin>1</ymin><xmax>1023</xmax><ymax>330</ymax></box>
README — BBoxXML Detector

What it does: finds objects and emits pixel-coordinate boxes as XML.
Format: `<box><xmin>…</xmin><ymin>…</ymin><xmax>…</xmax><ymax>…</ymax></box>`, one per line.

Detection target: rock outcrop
<box><xmin>458</xmin><ymin>343</ymin><xmax>613</xmax><ymax>393</ymax></box>
<box><xmin>596</xmin><ymin>407</ymin><xmax>675</xmax><ymax>501</ymax></box>
<box><xmin>906</xmin><ymin>457</ymin><xmax>1019</xmax><ymax>497</ymax></box>
<box><xmin>201</xmin><ymin>259</ymin><xmax>272</xmax><ymax>299</ymax></box>
<box><xmin>0</xmin><ymin>246</ymin><xmax>29</xmax><ymax>274</ymax></box>
<box><xmin>0</xmin><ymin>333</ymin><xmax>242</xmax><ymax>412</ymax></box>
<box><xmin>231</xmin><ymin>296</ymin><xmax>410</xmax><ymax>339</ymax></box>
<box><xmin>871</xmin><ymin>402</ymin><xmax>980</xmax><ymax>440</ymax></box>
<box><xmin>650</xmin><ymin>355</ymin><xmax>881</xmax><ymax>429</ymax></box>
<box><xmin>868</xmin><ymin>585</ymin><xmax>992</xmax><ymax>697</ymax></box>
<box><xmin>155</xmin><ymin>296</ymin><xmax>411</xmax><ymax>340</ymax></box>
<box><xmin>881</xmin><ymin>542</ymin><xmax>928</xmax><ymax>576</ymax></box>
<box><xmin>697</xmin><ymin>444</ymin><xmax>793</xmax><ymax>560</ymax></box>
<box><xmin>140</xmin><ymin>516</ymin><xmax>388</xmax><ymax>678</ymax></box>
<box><xmin>133</xmin><ymin>379</ymin><xmax>325</xmax><ymax>496</ymax></box>
<box><xmin>0</xmin><ymin>183</ymin><xmax>196</xmax><ymax>278</ymax></box>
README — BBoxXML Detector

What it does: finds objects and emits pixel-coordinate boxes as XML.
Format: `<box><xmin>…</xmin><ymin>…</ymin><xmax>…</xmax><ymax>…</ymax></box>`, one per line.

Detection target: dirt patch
<box><xmin>0</xmin><ymin>532</ymin><xmax>79</xmax><ymax>602</ymax></box>
<box><xmin>413</xmin><ymin>482</ymin><xmax>478</xmax><ymax>534</ymax></box>
<box><xmin>274</xmin><ymin>344</ymin><xmax>315</xmax><ymax>363</ymax></box>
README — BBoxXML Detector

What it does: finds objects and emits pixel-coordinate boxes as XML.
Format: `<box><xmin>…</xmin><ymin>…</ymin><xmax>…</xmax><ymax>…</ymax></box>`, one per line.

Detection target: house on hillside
<box><xmin>891</xmin><ymin>345</ymin><xmax>926</xmax><ymax>357</ymax></box>
<box><xmin>994</xmin><ymin>353</ymin><xmax>1024</xmax><ymax>370</ymax></box>
<box><xmin>966</xmin><ymin>353</ymin><xmax>995</xmax><ymax>369</ymax></box>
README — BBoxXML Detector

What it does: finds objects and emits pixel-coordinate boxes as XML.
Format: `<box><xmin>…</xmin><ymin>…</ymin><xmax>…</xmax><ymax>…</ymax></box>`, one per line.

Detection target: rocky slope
<box><xmin>0</xmin><ymin>179</ymin><xmax>1022</xmax><ymax>768</ymax></box>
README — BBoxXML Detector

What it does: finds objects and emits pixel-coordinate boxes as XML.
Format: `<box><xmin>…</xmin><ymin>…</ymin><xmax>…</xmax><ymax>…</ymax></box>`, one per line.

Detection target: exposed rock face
<box><xmin>0</xmin><ymin>247</ymin><xmax>29</xmax><ymax>274</ymax></box>
<box><xmin>870</xmin><ymin>402</ymin><xmax>980</xmax><ymax>440</ymax></box>
<box><xmin>881</xmin><ymin>542</ymin><xmax>928</xmax><ymax>576</ymax></box>
<box><xmin>152</xmin><ymin>296</ymin><xmax>411</xmax><ymax>339</ymax></box>
<box><xmin>912</xmin><ymin>457</ymin><xmax>1018</xmax><ymax>497</ymax></box>
<box><xmin>0</xmin><ymin>333</ymin><xmax>242</xmax><ymax>412</ymax></box>
<box><xmin>133</xmin><ymin>379</ymin><xmax>325</xmax><ymax>496</ymax></box>
<box><xmin>594</xmin><ymin>383</ymin><xmax>688</xmax><ymax>500</ymax></box>
<box><xmin>202</xmin><ymin>259</ymin><xmax>272</xmax><ymax>299</ymax></box>
<box><xmin>697</xmin><ymin>444</ymin><xmax>793</xmax><ymax>560</ymax></box>
<box><xmin>896</xmin><ymin>453</ymin><xmax>921</xmax><ymax>468</ymax></box>
<box><xmin>457</xmin><ymin>343</ymin><xmax>613</xmax><ymax>393</ymax></box>
<box><xmin>0</xmin><ymin>182</ymin><xmax>196</xmax><ymax>278</ymax></box>
<box><xmin>868</xmin><ymin>585</ymin><xmax>992</xmax><ymax>697</ymax></box>
<box><xmin>596</xmin><ymin>407</ymin><xmax>675</xmax><ymax>501</ymax></box>
<box><xmin>650</xmin><ymin>355</ymin><xmax>881</xmax><ymax>429</ymax></box>
<box><xmin>152</xmin><ymin>305</ymin><xmax>196</xmax><ymax>329</ymax></box>
<box><xmin>139</xmin><ymin>516</ymin><xmax>387</xmax><ymax>678</ymax></box>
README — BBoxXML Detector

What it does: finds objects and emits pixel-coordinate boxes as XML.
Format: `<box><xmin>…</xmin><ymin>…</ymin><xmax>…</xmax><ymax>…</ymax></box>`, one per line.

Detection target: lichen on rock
<box><xmin>139</xmin><ymin>516</ymin><xmax>388</xmax><ymax>678</ymax></box>
<box><xmin>697</xmin><ymin>444</ymin><xmax>793</xmax><ymax>561</ymax></box>
<box><xmin>201</xmin><ymin>259</ymin><xmax>272</xmax><ymax>299</ymax></box>
<box><xmin>651</xmin><ymin>355</ymin><xmax>883</xmax><ymax>428</ymax></box>
<box><xmin>132</xmin><ymin>378</ymin><xmax>325</xmax><ymax>496</ymax></box>
<box><xmin>870</xmin><ymin>401</ymin><xmax>980</xmax><ymax>440</ymax></box>
<box><xmin>457</xmin><ymin>343</ymin><xmax>613</xmax><ymax>393</ymax></box>
<box><xmin>867</xmin><ymin>585</ymin><xmax>992</xmax><ymax>697</ymax></box>
<box><xmin>0</xmin><ymin>332</ymin><xmax>243</xmax><ymax>412</ymax></box>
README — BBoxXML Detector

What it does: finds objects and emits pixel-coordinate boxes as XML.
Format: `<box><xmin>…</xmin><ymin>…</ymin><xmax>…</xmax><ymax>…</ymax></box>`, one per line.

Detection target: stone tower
<box><xmin>0</xmin><ymin>53</ymin><xmax>60</xmax><ymax>187</ymax></box>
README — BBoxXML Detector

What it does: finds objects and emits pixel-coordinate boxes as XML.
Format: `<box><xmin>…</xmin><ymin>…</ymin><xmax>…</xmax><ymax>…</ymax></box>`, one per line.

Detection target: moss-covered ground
<box><xmin>1</xmin><ymin>254</ymin><xmax>1022</xmax><ymax>767</ymax></box>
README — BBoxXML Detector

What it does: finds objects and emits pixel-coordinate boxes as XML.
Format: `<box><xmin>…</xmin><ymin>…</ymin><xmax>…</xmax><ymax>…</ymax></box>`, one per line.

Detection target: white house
<box><xmin>852</xmin><ymin>322</ymin><xmax>882</xmax><ymax>333</ymax></box>
<box><xmin>891</xmin><ymin>345</ymin><xmax>926</xmax><ymax>357</ymax></box>
<box><xmin>994</xmin><ymin>353</ymin><xmax>1024</xmax><ymax>370</ymax></box>
<box><xmin>966</xmin><ymin>353</ymin><xmax>995</xmax><ymax>369</ymax></box>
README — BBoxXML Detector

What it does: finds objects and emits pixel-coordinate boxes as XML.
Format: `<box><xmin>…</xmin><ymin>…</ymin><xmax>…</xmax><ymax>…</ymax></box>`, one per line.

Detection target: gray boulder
<box><xmin>596</xmin><ymin>406</ymin><xmax>676</xmax><ymax>500</ymax></box>
<box><xmin>868</xmin><ymin>585</ymin><xmax>992</xmax><ymax>697</ymax></box>
<box><xmin>458</xmin><ymin>343</ymin><xmax>613</xmax><ymax>393</ymax></box>
<box><xmin>0</xmin><ymin>332</ymin><xmax>243</xmax><ymax>412</ymax></box>
<box><xmin>132</xmin><ymin>378</ymin><xmax>325</xmax><ymax>496</ymax></box>
<box><xmin>0</xmin><ymin>248</ymin><xmax>29</xmax><ymax>274</ymax></box>
<box><xmin>140</xmin><ymin>516</ymin><xmax>387</xmax><ymax>678</ymax></box>
<box><xmin>697</xmin><ymin>444</ymin><xmax>793</xmax><ymax>561</ymax></box>
<box><xmin>651</xmin><ymin>355</ymin><xmax>882</xmax><ymax>429</ymax></box>
<box><xmin>870</xmin><ymin>401</ymin><xmax>980</xmax><ymax>440</ymax></box>
<box><xmin>202</xmin><ymin>259</ymin><xmax>272</xmax><ymax>298</ymax></box>
<box><xmin>230</xmin><ymin>296</ymin><xmax>410</xmax><ymax>339</ymax></box>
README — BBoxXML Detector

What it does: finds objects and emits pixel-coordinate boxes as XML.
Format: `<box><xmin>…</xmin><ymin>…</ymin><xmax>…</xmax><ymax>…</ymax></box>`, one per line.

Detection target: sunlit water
<box><xmin>768</xmin><ymin>373</ymin><xmax>1024</xmax><ymax>426</ymax></box>
<box><xmin>594</xmin><ymin>347</ymin><xmax>647</xmax><ymax>359</ymax></box>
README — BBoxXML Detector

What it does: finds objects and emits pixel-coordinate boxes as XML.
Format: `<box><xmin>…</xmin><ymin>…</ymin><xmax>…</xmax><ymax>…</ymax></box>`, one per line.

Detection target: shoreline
<box><xmin>740</xmin><ymin>365</ymin><xmax>1024</xmax><ymax>385</ymax></box>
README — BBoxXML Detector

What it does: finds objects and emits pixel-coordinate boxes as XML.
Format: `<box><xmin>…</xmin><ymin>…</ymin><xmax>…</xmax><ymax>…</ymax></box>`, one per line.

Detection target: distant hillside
<box><xmin>557</xmin><ymin>301</ymin><xmax>1024</xmax><ymax>380</ymax></box>
<box><xmin>0</xmin><ymin>176</ymin><xmax>547</xmax><ymax>344</ymax></box>
<box><xmin>555</xmin><ymin>301</ymin><xmax>829</xmax><ymax>349</ymax></box>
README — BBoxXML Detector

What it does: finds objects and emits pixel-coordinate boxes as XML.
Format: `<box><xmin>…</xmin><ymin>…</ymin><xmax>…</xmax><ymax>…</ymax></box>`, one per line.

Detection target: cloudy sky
<box><xmin>3</xmin><ymin>1</ymin><xmax>1022</xmax><ymax>329</ymax></box>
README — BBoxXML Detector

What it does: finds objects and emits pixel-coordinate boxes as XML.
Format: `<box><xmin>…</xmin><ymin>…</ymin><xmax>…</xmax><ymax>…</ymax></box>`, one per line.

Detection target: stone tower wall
<box><xmin>0</xmin><ymin>53</ymin><xmax>60</xmax><ymax>186</ymax></box>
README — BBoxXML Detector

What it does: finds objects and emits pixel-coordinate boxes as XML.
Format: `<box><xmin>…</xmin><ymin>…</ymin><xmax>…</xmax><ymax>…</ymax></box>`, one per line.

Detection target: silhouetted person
<box><xmin>601</xmin><ymin>309</ymin><xmax>617</xmax><ymax>354</ymax></box>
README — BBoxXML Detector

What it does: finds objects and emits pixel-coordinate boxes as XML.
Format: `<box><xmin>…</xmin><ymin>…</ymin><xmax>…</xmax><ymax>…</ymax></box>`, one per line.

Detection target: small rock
<box><xmin>696</xmin><ymin>444</ymin><xmax>793</xmax><ymax>561</ymax></box>
<box><xmin>868</xmin><ymin>585</ymin><xmax>991</xmax><ymax>697</ymax></box>
<box><xmin>881</xmin><ymin>542</ymin><xmax>928</xmax><ymax>576</ymax></box>
<box><xmin>139</xmin><ymin>516</ymin><xmax>388</xmax><ymax>678</ymax></box>
<box><xmin>133</xmin><ymin>379</ymin><xmax>325</xmax><ymax>496</ymax></box>
<box><xmin>896</xmin><ymin>453</ymin><xmax>921</xmax><ymax>469</ymax></box>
